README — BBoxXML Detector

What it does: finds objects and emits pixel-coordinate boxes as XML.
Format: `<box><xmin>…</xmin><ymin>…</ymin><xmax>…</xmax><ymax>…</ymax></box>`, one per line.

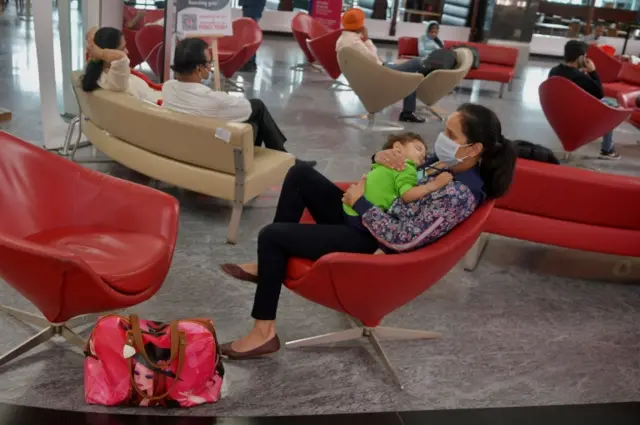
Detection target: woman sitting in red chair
<box><xmin>220</xmin><ymin>103</ymin><xmax>517</xmax><ymax>359</ymax></box>
<box><xmin>82</xmin><ymin>26</ymin><xmax>161</xmax><ymax>104</ymax></box>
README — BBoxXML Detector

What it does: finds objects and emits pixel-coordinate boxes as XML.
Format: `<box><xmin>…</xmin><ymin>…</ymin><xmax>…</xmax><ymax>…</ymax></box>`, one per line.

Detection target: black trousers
<box><xmin>245</xmin><ymin>98</ymin><xmax>287</xmax><ymax>152</ymax></box>
<box><xmin>251</xmin><ymin>163</ymin><xmax>379</xmax><ymax>320</ymax></box>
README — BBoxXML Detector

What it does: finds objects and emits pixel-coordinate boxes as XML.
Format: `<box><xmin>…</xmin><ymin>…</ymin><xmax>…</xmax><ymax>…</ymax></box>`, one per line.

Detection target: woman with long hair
<box><xmin>219</xmin><ymin>103</ymin><xmax>517</xmax><ymax>359</ymax></box>
<box><xmin>418</xmin><ymin>21</ymin><xmax>444</xmax><ymax>57</ymax></box>
<box><xmin>83</xmin><ymin>26</ymin><xmax>161</xmax><ymax>104</ymax></box>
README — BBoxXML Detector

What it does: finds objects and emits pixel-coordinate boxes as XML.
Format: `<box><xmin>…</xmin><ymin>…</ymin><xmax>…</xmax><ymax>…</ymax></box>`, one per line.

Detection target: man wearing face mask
<box><xmin>162</xmin><ymin>38</ymin><xmax>316</xmax><ymax>166</ymax></box>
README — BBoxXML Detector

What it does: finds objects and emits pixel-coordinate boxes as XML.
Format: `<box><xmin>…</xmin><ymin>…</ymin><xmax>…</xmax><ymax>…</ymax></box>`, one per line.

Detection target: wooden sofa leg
<box><xmin>464</xmin><ymin>233</ymin><xmax>489</xmax><ymax>272</ymax></box>
<box><xmin>226</xmin><ymin>202</ymin><xmax>244</xmax><ymax>245</ymax></box>
<box><xmin>499</xmin><ymin>83</ymin><xmax>505</xmax><ymax>99</ymax></box>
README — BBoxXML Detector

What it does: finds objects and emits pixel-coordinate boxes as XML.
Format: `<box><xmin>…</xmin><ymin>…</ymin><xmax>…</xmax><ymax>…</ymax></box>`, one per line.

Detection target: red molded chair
<box><xmin>0</xmin><ymin>131</ymin><xmax>179</xmax><ymax>367</ymax></box>
<box><xmin>397</xmin><ymin>36</ymin><xmax>419</xmax><ymax>58</ymax></box>
<box><xmin>290</xmin><ymin>12</ymin><xmax>330</xmax><ymax>70</ymax></box>
<box><xmin>587</xmin><ymin>44</ymin><xmax>622</xmax><ymax>84</ymax></box>
<box><xmin>215</xmin><ymin>18</ymin><xmax>263</xmax><ymax>91</ymax></box>
<box><xmin>284</xmin><ymin>184</ymin><xmax>494</xmax><ymax>388</ymax></box>
<box><xmin>135</xmin><ymin>24</ymin><xmax>165</xmax><ymax>76</ymax></box>
<box><xmin>539</xmin><ymin>77</ymin><xmax>631</xmax><ymax>155</ymax></box>
<box><xmin>307</xmin><ymin>29</ymin><xmax>347</xmax><ymax>89</ymax></box>
<box><xmin>123</xmin><ymin>28</ymin><xmax>144</xmax><ymax>68</ymax></box>
<box><xmin>617</xmin><ymin>90</ymin><xmax>640</xmax><ymax>128</ymax></box>
<box><xmin>130</xmin><ymin>68</ymin><xmax>163</xmax><ymax>91</ymax></box>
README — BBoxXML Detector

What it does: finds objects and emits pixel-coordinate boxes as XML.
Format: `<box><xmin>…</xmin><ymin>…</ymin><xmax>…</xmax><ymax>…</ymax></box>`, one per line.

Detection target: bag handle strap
<box><xmin>128</xmin><ymin>332</ymin><xmax>186</xmax><ymax>402</ymax></box>
<box><xmin>129</xmin><ymin>314</ymin><xmax>180</xmax><ymax>368</ymax></box>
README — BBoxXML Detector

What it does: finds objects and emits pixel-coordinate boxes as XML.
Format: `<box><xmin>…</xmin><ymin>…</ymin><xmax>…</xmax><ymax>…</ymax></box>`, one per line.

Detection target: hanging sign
<box><xmin>175</xmin><ymin>0</ymin><xmax>232</xmax><ymax>37</ymax></box>
<box><xmin>311</xmin><ymin>0</ymin><xmax>343</xmax><ymax>30</ymax></box>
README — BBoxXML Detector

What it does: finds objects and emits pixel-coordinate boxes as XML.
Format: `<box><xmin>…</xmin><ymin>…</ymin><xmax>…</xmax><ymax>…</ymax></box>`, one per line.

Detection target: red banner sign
<box><xmin>311</xmin><ymin>0</ymin><xmax>343</xmax><ymax>30</ymax></box>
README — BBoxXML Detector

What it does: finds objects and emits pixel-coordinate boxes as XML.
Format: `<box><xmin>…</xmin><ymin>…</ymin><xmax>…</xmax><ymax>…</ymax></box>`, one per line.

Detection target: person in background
<box><xmin>82</xmin><ymin>26</ymin><xmax>161</xmax><ymax>104</ymax></box>
<box><xmin>336</xmin><ymin>8</ymin><xmax>426</xmax><ymax>123</ymax></box>
<box><xmin>582</xmin><ymin>22</ymin><xmax>605</xmax><ymax>43</ymax></box>
<box><xmin>418</xmin><ymin>21</ymin><xmax>444</xmax><ymax>57</ymax></box>
<box><xmin>123</xmin><ymin>4</ymin><xmax>145</xmax><ymax>30</ymax></box>
<box><xmin>162</xmin><ymin>38</ymin><xmax>316</xmax><ymax>166</ymax></box>
<box><xmin>239</xmin><ymin>0</ymin><xmax>266</xmax><ymax>72</ymax></box>
<box><xmin>548</xmin><ymin>40</ymin><xmax>620</xmax><ymax>159</ymax></box>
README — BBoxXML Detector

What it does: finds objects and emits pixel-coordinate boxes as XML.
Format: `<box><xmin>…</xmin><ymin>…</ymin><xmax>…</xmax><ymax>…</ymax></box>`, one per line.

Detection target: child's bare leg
<box><xmin>373</xmin><ymin>249</ymin><xmax>386</xmax><ymax>255</ymax></box>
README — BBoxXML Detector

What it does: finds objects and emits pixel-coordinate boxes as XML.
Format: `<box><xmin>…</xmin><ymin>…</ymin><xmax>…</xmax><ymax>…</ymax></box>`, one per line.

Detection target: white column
<box><xmin>58</xmin><ymin>0</ymin><xmax>77</xmax><ymax>117</ymax></box>
<box><xmin>82</xmin><ymin>0</ymin><xmax>101</xmax><ymax>31</ymax></box>
<box><xmin>33</xmin><ymin>0</ymin><xmax>68</xmax><ymax>149</ymax></box>
<box><xmin>100</xmin><ymin>0</ymin><xmax>123</xmax><ymax>29</ymax></box>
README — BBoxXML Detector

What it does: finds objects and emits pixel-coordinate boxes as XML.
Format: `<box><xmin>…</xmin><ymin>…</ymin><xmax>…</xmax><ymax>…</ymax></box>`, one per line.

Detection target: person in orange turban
<box><xmin>336</xmin><ymin>8</ymin><xmax>428</xmax><ymax>123</ymax></box>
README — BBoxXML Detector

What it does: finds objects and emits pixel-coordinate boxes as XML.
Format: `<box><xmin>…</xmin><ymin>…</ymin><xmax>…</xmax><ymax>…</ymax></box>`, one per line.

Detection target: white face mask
<box><xmin>435</xmin><ymin>132</ymin><xmax>470</xmax><ymax>165</ymax></box>
<box><xmin>199</xmin><ymin>67</ymin><xmax>212</xmax><ymax>87</ymax></box>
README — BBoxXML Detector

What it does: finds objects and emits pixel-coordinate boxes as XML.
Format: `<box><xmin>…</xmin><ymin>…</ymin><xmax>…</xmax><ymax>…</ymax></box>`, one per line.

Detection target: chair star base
<box><xmin>290</xmin><ymin>62</ymin><xmax>322</xmax><ymax>72</ymax></box>
<box><xmin>338</xmin><ymin>113</ymin><xmax>405</xmax><ymax>132</ymax></box>
<box><xmin>286</xmin><ymin>325</ymin><xmax>441</xmax><ymax>389</ymax></box>
<box><xmin>0</xmin><ymin>305</ymin><xmax>97</xmax><ymax>368</ymax></box>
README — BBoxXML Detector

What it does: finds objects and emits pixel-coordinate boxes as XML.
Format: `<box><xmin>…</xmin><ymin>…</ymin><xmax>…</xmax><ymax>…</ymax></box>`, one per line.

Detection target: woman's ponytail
<box><xmin>82</xmin><ymin>60</ymin><xmax>104</xmax><ymax>92</ymax></box>
<box><xmin>479</xmin><ymin>135</ymin><xmax>517</xmax><ymax>199</ymax></box>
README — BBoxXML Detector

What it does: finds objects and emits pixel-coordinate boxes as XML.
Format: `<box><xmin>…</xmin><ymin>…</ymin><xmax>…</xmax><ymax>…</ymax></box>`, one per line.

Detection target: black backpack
<box><xmin>419</xmin><ymin>48</ymin><xmax>458</xmax><ymax>76</ymax></box>
<box><xmin>514</xmin><ymin>140</ymin><xmax>560</xmax><ymax>164</ymax></box>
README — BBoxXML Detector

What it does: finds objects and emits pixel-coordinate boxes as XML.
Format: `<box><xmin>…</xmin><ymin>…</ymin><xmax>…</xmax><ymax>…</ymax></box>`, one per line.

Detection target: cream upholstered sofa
<box><xmin>71</xmin><ymin>73</ymin><xmax>295</xmax><ymax>244</ymax></box>
<box><xmin>416</xmin><ymin>48</ymin><xmax>473</xmax><ymax>121</ymax></box>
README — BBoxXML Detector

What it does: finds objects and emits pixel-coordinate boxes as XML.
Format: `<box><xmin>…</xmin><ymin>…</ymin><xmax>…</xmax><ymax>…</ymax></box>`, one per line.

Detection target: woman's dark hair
<box><xmin>456</xmin><ymin>103</ymin><xmax>517</xmax><ymax>199</ymax></box>
<box><xmin>82</xmin><ymin>27</ymin><xmax>122</xmax><ymax>92</ymax></box>
<box><xmin>382</xmin><ymin>132</ymin><xmax>424</xmax><ymax>150</ymax></box>
<box><xmin>171</xmin><ymin>38</ymin><xmax>209</xmax><ymax>74</ymax></box>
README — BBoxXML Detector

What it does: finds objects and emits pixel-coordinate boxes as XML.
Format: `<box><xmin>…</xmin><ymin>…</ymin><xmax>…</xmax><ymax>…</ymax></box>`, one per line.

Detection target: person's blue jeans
<box><xmin>241</xmin><ymin>0</ymin><xmax>266</xmax><ymax>63</ymax></box>
<box><xmin>384</xmin><ymin>57</ymin><xmax>423</xmax><ymax>113</ymax></box>
<box><xmin>600</xmin><ymin>98</ymin><xmax>617</xmax><ymax>153</ymax></box>
<box><xmin>602</xmin><ymin>131</ymin><xmax>614</xmax><ymax>153</ymax></box>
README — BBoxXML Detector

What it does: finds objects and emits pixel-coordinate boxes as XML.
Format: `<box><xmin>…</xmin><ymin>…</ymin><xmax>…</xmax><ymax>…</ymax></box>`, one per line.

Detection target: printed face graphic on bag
<box><xmin>134</xmin><ymin>362</ymin><xmax>155</xmax><ymax>396</ymax></box>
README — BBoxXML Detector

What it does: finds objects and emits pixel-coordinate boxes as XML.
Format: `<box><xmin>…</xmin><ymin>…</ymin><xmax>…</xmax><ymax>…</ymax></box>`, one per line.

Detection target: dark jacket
<box><xmin>548</xmin><ymin>64</ymin><xmax>604</xmax><ymax>99</ymax></box>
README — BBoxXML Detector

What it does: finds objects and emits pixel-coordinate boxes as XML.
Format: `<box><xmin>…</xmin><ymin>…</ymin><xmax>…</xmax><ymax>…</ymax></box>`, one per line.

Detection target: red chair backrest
<box><xmin>135</xmin><ymin>25</ymin><xmax>165</xmax><ymax>76</ymax></box>
<box><xmin>617</xmin><ymin>61</ymin><xmax>640</xmax><ymax>86</ymax></box>
<box><xmin>291</xmin><ymin>12</ymin><xmax>329</xmax><ymax>39</ymax></box>
<box><xmin>123</xmin><ymin>28</ymin><xmax>144</xmax><ymax>68</ymax></box>
<box><xmin>443</xmin><ymin>41</ymin><xmax>517</xmax><ymax>67</ymax></box>
<box><xmin>539</xmin><ymin>77</ymin><xmax>631</xmax><ymax>152</ymax></box>
<box><xmin>218</xmin><ymin>17</ymin><xmax>263</xmax><ymax>52</ymax></box>
<box><xmin>599</xmin><ymin>44</ymin><xmax>616</xmax><ymax>56</ymax></box>
<box><xmin>307</xmin><ymin>29</ymin><xmax>342</xmax><ymax>80</ymax></box>
<box><xmin>496</xmin><ymin>159</ymin><xmax>640</xmax><ymax>231</ymax></box>
<box><xmin>587</xmin><ymin>43</ymin><xmax>622</xmax><ymax>83</ymax></box>
<box><xmin>397</xmin><ymin>37</ymin><xmax>419</xmax><ymax>57</ymax></box>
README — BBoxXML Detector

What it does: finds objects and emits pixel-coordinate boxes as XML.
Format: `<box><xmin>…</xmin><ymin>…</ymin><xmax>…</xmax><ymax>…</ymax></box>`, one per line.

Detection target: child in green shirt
<box><xmin>343</xmin><ymin>132</ymin><xmax>452</xmax><ymax>217</ymax></box>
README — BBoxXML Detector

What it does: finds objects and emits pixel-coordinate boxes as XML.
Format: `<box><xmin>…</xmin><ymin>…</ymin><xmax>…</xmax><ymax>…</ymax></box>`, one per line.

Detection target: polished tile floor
<box><xmin>1</xmin><ymin>3</ymin><xmax>640</xmax><ymax>419</ymax></box>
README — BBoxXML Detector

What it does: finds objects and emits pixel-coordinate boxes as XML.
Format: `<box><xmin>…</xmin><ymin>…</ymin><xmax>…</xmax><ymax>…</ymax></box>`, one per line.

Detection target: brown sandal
<box><xmin>220</xmin><ymin>263</ymin><xmax>259</xmax><ymax>284</ymax></box>
<box><xmin>220</xmin><ymin>335</ymin><xmax>281</xmax><ymax>360</ymax></box>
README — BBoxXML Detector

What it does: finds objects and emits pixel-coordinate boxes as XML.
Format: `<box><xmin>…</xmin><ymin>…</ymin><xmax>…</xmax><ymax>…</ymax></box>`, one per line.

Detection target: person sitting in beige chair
<box><xmin>336</xmin><ymin>8</ymin><xmax>426</xmax><ymax>123</ymax></box>
<box><xmin>162</xmin><ymin>38</ymin><xmax>315</xmax><ymax>166</ymax></box>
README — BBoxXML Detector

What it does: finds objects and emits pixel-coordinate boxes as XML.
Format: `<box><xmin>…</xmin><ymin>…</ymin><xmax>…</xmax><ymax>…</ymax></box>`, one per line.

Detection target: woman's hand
<box><xmin>86</xmin><ymin>26</ymin><xmax>98</xmax><ymax>49</ymax></box>
<box><xmin>342</xmin><ymin>175</ymin><xmax>367</xmax><ymax>207</ymax></box>
<box><xmin>374</xmin><ymin>149</ymin><xmax>405</xmax><ymax>171</ymax></box>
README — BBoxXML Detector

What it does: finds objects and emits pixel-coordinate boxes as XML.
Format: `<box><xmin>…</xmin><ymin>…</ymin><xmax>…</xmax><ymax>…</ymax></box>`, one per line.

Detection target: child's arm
<box><xmin>401</xmin><ymin>172</ymin><xmax>453</xmax><ymax>203</ymax></box>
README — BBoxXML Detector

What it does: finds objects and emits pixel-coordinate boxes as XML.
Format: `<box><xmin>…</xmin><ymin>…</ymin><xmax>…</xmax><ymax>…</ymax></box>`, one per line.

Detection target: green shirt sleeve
<box><xmin>395</xmin><ymin>164</ymin><xmax>418</xmax><ymax>196</ymax></box>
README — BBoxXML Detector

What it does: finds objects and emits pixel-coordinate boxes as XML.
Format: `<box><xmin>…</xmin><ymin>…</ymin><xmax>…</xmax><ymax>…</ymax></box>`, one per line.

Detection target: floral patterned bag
<box><xmin>85</xmin><ymin>314</ymin><xmax>224</xmax><ymax>407</ymax></box>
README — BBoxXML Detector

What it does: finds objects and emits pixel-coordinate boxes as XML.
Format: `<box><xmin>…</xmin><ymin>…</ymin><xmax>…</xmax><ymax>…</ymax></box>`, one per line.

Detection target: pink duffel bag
<box><xmin>85</xmin><ymin>314</ymin><xmax>224</xmax><ymax>407</ymax></box>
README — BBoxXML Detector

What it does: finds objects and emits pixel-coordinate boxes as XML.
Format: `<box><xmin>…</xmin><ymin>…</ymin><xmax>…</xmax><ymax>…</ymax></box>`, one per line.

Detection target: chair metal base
<box><xmin>286</xmin><ymin>325</ymin><xmax>441</xmax><ymax>389</ymax></box>
<box><xmin>339</xmin><ymin>113</ymin><xmax>405</xmax><ymax>132</ymax></box>
<box><xmin>329</xmin><ymin>81</ymin><xmax>352</xmax><ymax>92</ymax></box>
<box><xmin>418</xmin><ymin>105</ymin><xmax>444</xmax><ymax>121</ymax></box>
<box><xmin>0</xmin><ymin>305</ymin><xmax>95</xmax><ymax>368</ymax></box>
<box><xmin>290</xmin><ymin>62</ymin><xmax>322</xmax><ymax>72</ymax></box>
<box><xmin>464</xmin><ymin>233</ymin><xmax>490</xmax><ymax>271</ymax></box>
